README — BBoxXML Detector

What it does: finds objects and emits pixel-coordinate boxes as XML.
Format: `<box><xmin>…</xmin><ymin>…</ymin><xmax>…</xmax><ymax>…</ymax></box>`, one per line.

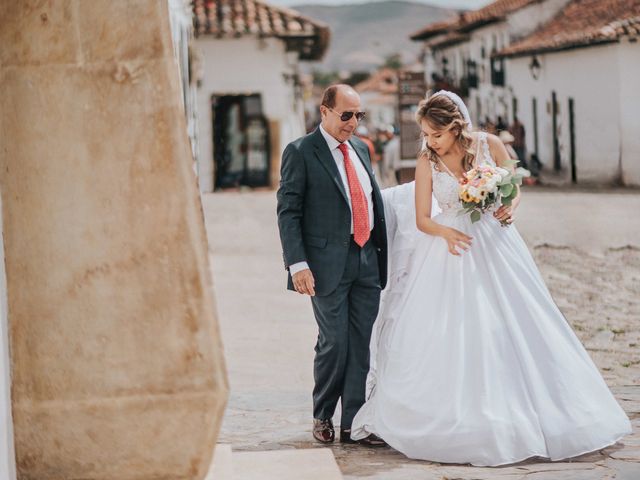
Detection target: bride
<box><xmin>350</xmin><ymin>90</ymin><xmax>631</xmax><ymax>466</ymax></box>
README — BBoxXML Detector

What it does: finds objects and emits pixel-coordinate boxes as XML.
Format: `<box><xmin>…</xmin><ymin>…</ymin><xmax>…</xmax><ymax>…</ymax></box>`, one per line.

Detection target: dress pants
<box><xmin>310</xmin><ymin>237</ymin><xmax>381</xmax><ymax>429</ymax></box>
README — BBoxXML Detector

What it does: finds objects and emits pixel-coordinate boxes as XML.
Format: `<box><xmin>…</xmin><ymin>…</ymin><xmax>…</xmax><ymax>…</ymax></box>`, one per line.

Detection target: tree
<box><xmin>312</xmin><ymin>70</ymin><xmax>340</xmax><ymax>87</ymax></box>
<box><xmin>344</xmin><ymin>71</ymin><xmax>370</xmax><ymax>86</ymax></box>
<box><xmin>383</xmin><ymin>53</ymin><xmax>403</xmax><ymax>70</ymax></box>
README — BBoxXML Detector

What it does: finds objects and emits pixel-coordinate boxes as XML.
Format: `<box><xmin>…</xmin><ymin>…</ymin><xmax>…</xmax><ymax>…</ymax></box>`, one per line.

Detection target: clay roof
<box><xmin>411</xmin><ymin>0</ymin><xmax>541</xmax><ymax>42</ymax></box>
<box><xmin>354</xmin><ymin>68</ymin><xmax>398</xmax><ymax>95</ymax></box>
<box><xmin>497</xmin><ymin>0</ymin><xmax>640</xmax><ymax>57</ymax></box>
<box><xmin>192</xmin><ymin>0</ymin><xmax>330</xmax><ymax>60</ymax></box>
<box><xmin>410</xmin><ymin>18</ymin><xmax>460</xmax><ymax>41</ymax></box>
<box><xmin>425</xmin><ymin>31</ymin><xmax>471</xmax><ymax>49</ymax></box>
<box><xmin>458</xmin><ymin>0</ymin><xmax>541</xmax><ymax>31</ymax></box>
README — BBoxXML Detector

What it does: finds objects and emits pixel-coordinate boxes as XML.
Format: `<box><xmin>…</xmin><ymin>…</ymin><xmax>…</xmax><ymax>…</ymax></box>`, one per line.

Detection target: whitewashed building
<box><xmin>411</xmin><ymin>0</ymin><xmax>640</xmax><ymax>185</ymax></box>
<box><xmin>354</xmin><ymin>68</ymin><xmax>399</xmax><ymax>131</ymax></box>
<box><xmin>192</xmin><ymin>0</ymin><xmax>329</xmax><ymax>192</ymax></box>
<box><xmin>411</xmin><ymin>0</ymin><xmax>571</xmax><ymax>128</ymax></box>
<box><xmin>168</xmin><ymin>0</ymin><xmax>199</xmax><ymax>161</ymax></box>
<box><xmin>495</xmin><ymin>0</ymin><xmax>640</xmax><ymax>185</ymax></box>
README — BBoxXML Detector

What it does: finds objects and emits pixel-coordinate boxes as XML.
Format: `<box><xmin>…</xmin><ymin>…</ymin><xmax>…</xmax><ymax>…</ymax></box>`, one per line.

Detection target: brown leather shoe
<box><xmin>340</xmin><ymin>428</ymin><xmax>386</xmax><ymax>447</ymax></box>
<box><xmin>313</xmin><ymin>418</ymin><xmax>335</xmax><ymax>443</ymax></box>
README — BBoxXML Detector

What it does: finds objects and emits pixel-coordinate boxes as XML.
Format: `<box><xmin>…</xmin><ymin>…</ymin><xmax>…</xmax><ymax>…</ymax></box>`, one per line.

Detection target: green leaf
<box><xmin>502</xmin><ymin>196</ymin><xmax>513</xmax><ymax>206</ymax></box>
<box><xmin>499</xmin><ymin>184</ymin><xmax>514</xmax><ymax>197</ymax></box>
<box><xmin>502</xmin><ymin>159</ymin><xmax>518</xmax><ymax>168</ymax></box>
<box><xmin>470</xmin><ymin>210</ymin><xmax>481</xmax><ymax>223</ymax></box>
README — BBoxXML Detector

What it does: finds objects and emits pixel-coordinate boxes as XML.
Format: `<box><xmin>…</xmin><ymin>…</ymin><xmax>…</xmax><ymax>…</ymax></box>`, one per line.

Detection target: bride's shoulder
<box><xmin>473</xmin><ymin>131</ymin><xmax>502</xmax><ymax>152</ymax></box>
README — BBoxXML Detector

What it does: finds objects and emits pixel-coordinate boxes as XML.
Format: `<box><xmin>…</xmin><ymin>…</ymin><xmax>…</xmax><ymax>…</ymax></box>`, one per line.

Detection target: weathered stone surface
<box><xmin>0</xmin><ymin>1</ymin><xmax>77</xmax><ymax>67</ymax></box>
<box><xmin>0</xmin><ymin>1</ymin><xmax>227</xmax><ymax>479</ymax></box>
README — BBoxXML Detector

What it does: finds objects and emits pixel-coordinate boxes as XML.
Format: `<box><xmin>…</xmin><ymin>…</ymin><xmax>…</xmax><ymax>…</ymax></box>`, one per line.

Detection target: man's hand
<box><xmin>293</xmin><ymin>269</ymin><xmax>316</xmax><ymax>296</ymax></box>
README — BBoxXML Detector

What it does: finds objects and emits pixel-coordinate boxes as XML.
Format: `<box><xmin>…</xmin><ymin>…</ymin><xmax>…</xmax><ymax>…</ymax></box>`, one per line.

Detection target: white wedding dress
<box><xmin>351</xmin><ymin>132</ymin><xmax>631</xmax><ymax>466</ymax></box>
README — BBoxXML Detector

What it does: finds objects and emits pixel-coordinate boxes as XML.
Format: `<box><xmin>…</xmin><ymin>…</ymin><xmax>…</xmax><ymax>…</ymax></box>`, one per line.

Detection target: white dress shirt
<box><xmin>290</xmin><ymin>125</ymin><xmax>375</xmax><ymax>276</ymax></box>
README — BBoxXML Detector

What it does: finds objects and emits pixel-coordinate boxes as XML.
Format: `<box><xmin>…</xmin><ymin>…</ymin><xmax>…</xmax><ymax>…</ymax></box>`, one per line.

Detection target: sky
<box><xmin>272</xmin><ymin>0</ymin><xmax>494</xmax><ymax>8</ymax></box>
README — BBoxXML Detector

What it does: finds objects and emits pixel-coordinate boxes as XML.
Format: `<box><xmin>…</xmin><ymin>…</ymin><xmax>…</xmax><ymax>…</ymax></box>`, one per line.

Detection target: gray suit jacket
<box><xmin>276</xmin><ymin>127</ymin><xmax>388</xmax><ymax>296</ymax></box>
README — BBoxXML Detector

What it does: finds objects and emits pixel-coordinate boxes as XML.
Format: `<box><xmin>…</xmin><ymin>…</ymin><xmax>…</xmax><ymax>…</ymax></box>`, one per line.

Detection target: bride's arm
<box><xmin>487</xmin><ymin>134</ymin><xmax>521</xmax><ymax>221</ymax></box>
<box><xmin>415</xmin><ymin>156</ymin><xmax>472</xmax><ymax>255</ymax></box>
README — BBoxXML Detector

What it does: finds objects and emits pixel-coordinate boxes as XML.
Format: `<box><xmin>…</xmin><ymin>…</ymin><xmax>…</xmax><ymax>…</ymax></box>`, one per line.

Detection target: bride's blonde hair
<box><xmin>415</xmin><ymin>93</ymin><xmax>475</xmax><ymax>171</ymax></box>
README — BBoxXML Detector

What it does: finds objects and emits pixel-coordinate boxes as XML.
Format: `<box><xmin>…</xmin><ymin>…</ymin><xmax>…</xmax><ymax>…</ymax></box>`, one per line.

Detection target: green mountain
<box><xmin>293</xmin><ymin>1</ymin><xmax>457</xmax><ymax>72</ymax></box>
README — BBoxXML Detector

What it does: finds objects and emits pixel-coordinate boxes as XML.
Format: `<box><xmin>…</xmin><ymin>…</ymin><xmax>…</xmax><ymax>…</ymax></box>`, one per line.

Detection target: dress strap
<box><xmin>475</xmin><ymin>133</ymin><xmax>483</xmax><ymax>165</ymax></box>
<box><xmin>476</xmin><ymin>132</ymin><xmax>496</xmax><ymax>166</ymax></box>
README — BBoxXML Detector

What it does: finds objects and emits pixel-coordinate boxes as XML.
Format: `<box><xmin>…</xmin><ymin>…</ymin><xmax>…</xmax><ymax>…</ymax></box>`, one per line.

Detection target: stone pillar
<box><xmin>0</xmin><ymin>1</ymin><xmax>228</xmax><ymax>479</ymax></box>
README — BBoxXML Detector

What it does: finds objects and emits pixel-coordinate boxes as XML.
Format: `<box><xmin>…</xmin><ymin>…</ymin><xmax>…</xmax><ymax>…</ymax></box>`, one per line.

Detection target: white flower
<box><xmin>485</xmin><ymin>177</ymin><xmax>499</xmax><ymax>190</ymax></box>
<box><xmin>495</xmin><ymin>167</ymin><xmax>510</xmax><ymax>179</ymax></box>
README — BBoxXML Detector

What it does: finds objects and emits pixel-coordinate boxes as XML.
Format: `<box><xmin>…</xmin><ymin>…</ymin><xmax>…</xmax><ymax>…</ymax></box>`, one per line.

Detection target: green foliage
<box><xmin>470</xmin><ymin>210</ymin><xmax>481</xmax><ymax>223</ymax></box>
<box><xmin>344</xmin><ymin>71</ymin><xmax>370</xmax><ymax>86</ymax></box>
<box><xmin>499</xmin><ymin>184</ymin><xmax>513</xmax><ymax>197</ymax></box>
<box><xmin>312</xmin><ymin>70</ymin><xmax>340</xmax><ymax>87</ymax></box>
<box><xmin>383</xmin><ymin>53</ymin><xmax>403</xmax><ymax>70</ymax></box>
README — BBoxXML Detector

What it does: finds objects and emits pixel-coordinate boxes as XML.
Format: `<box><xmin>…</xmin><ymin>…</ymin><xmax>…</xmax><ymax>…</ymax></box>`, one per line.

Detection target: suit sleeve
<box><xmin>276</xmin><ymin>143</ymin><xmax>307</xmax><ymax>269</ymax></box>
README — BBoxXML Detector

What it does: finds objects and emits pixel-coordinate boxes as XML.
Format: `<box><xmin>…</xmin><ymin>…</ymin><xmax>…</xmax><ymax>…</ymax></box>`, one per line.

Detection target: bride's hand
<box><xmin>494</xmin><ymin>205</ymin><xmax>514</xmax><ymax>224</ymax></box>
<box><xmin>442</xmin><ymin>227</ymin><xmax>473</xmax><ymax>256</ymax></box>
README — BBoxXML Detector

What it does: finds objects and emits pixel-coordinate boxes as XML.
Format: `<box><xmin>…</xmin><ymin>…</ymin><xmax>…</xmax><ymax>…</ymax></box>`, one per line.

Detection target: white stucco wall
<box><xmin>168</xmin><ymin>0</ymin><xmax>198</xmax><ymax>164</ymax></box>
<box><xmin>1</xmin><ymin>193</ymin><xmax>17</xmax><ymax>480</ymax></box>
<box><xmin>618</xmin><ymin>38</ymin><xmax>640</xmax><ymax>186</ymax></box>
<box><xmin>359</xmin><ymin>92</ymin><xmax>396</xmax><ymax>130</ymax></box>
<box><xmin>194</xmin><ymin>36</ymin><xmax>305</xmax><ymax>192</ymax></box>
<box><xmin>508</xmin><ymin>44</ymin><xmax>625</xmax><ymax>184</ymax></box>
<box><xmin>424</xmin><ymin>0</ymin><xmax>572</xmax><ymax>127</ymax></box>
<box><xmin>508</xmin><ymin>0</ymin><xmax>572</xmax><ymax>42</ymax></box>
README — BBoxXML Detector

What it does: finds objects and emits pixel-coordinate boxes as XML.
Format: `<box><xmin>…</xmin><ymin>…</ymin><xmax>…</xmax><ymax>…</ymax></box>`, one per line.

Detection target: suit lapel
<box><xmin>311</xmin><ymin>128</ymin><xmax>349</xmax><ymax>205</ymax></box>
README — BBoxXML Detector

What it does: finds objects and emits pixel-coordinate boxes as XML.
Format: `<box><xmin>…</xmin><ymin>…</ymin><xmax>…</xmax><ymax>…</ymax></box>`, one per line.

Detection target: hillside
<box><xmin>293</xmin><ymin>1</ymin><xmax>458</xmax><ymax>72</ymax></box>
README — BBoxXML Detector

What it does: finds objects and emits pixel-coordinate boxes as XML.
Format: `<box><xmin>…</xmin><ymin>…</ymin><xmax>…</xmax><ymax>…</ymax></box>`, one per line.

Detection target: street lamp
<box><xmin>529</xmin><ymin>55</ymin><xmax>541</xmax><ymax>80</ymax></box>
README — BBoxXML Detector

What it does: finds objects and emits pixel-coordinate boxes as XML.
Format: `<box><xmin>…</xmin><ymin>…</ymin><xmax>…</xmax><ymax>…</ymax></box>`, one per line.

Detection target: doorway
<box><xmin>211</xmin><ymin>94</ymin><xmax>270</xmax><ymax>189</ymax></box>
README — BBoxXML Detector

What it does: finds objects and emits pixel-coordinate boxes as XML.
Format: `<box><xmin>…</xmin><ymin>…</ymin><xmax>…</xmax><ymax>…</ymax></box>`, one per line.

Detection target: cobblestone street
<box><xmin>203</xmin><ymin>188</ymin><xmax>640</xmax><ymax>479</ymax></box>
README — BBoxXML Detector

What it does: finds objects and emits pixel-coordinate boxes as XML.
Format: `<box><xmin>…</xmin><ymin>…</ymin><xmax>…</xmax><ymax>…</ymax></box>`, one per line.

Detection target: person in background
<box><xmin>499</xmin><ymin>130</ymin><xmax>519</xmax><ymax>162</ymax></box>
<box><xmin>382</xmin><ymin>125</ymin><xmax>400</xmax><ymax>187</ymax></box>
<box><xmin>484</xmin><ymin>117</ymin><xmax>497</xmax><ymax>135</ymax></box>
<box><xmin>500</xmin><ymin>130</ymin><xmax>536</xmax><ymax>185</ymax></box>
<box><xmin>509</xmin><ymin>116</ymin><xmax>527</xmax><ymax>169</ymax></box>
<box><xmin>355</xmin><ymin>125</ymin><xmax>377</xmax><ymax>166</ymax></box>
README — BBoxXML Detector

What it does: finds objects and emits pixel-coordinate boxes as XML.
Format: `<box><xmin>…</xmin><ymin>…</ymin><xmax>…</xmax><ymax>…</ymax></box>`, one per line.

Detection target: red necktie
<box><xmin>338</xmin><ymin>143</ymin><xmax>370</xmax><ymax>247</ymax></box>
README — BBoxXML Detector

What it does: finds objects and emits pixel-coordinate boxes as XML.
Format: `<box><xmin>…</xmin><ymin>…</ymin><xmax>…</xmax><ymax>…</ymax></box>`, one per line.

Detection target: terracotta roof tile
<box><xmin>497</xmin><ymin>0</ymin><xmax>640</xmax><ymax>57</ymax></box>
<box><xmin>410</xmin><ymin>18</ymin><xmax>460</xmax><ymax>41</ymax></box>
<box><xmin>411</xmin><ymin>0</ymin><xmax>541</xmax><ymax>41</ymax></box>
<box><xmin>459</xmin><ymin>0</ymin><xmax>541</xmax><ymax>29</ymax></box>
<box><xmin>425</xmin><ymin>31</ymin><xmax>471</xmax><ymax>49</ymax></box>
<box><xmin>354</xmin><ymin>68</ymin><xmax>398</xmax><ymax>94</ymax></box>
<box><xmin>193</xmin><ymin>0</ymin><xmax>330</xmax><ymax>60</ymax></box>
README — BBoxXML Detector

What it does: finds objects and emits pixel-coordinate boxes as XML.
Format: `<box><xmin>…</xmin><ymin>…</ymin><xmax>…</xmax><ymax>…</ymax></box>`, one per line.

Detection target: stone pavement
<box><xmin>202</xmin><ymin>188</ymin><xmax>640</xmax><ymax>479</ymax></box>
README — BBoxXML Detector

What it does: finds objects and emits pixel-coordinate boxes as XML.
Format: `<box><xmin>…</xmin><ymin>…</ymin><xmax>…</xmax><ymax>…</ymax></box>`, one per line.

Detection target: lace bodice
<box><xmin>431</xmin><ymin>132</ymin><xmax>495</xmax><ymax>214</ymax></box>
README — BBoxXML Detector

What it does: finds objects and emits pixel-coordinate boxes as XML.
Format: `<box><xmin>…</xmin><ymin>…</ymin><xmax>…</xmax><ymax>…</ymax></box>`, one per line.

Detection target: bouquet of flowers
<box><xmin>458</xmin><ymin>160</ymin><xmax>522</xmax><ymax>226</ymax></box>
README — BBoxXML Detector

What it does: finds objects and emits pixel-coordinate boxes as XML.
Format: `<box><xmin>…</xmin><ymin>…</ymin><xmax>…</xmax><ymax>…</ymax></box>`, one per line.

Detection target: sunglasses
<box><xmin>326</xmin><ymin>107</ymin><xmax>366</xmax><ymax>122</ymax></box>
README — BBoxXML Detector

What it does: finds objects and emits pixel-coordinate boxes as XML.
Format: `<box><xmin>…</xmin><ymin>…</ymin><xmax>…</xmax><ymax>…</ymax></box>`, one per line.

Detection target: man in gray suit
<box><xmin>277</xmin><ymin>85</ymin><xmax>387</xmax><ymax>446</ymax></box>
